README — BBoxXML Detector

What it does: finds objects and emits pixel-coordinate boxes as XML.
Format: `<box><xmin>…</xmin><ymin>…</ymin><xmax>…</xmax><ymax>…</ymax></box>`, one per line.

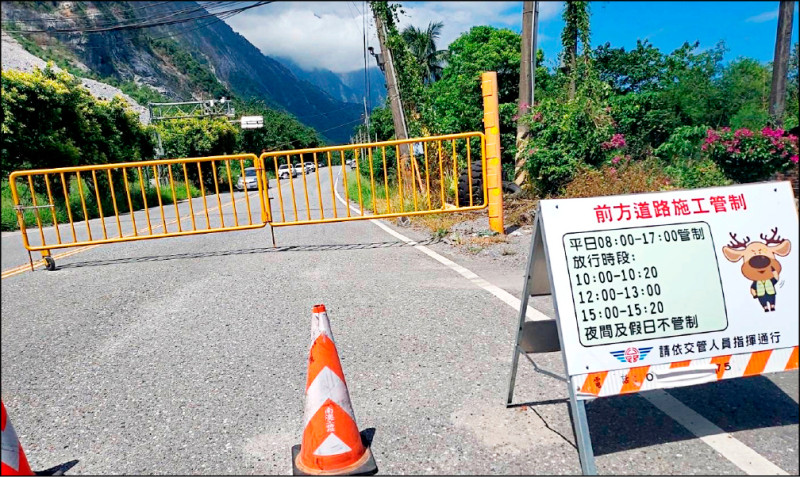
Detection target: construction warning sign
<box><xmin>538</xmin><ymin>181</ymin><xmax>798</xmax><ymax>381</ymax></box>
<box><xmin>564</xmin><ymin>221</ymin><xmax>728</xmax><ymax>347</ymax></box>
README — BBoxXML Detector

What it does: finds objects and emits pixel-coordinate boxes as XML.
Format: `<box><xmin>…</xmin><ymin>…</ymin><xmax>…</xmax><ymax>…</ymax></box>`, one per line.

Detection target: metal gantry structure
<box><xmin>147</xmin><ymin>97</ymin><xmax>239</xmax><ymax>187</ymax></box>
<box><xmin>148</xmin><ymin>98</ymin><xmax>235</xmax><ymax>123</ymax></box>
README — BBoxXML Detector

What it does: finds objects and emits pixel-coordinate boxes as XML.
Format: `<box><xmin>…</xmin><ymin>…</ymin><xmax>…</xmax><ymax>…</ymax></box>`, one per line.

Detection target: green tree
<box><xmin>594</xmin><ymin>39</ymin><xmax>667</xmax><ymax>94</ymax></box>
<box><xmin>423</xmin><ymin>26</ymin><xmax>520</xmax><ymax>174</ymax></box>
<box><xmin>662</xmin><ymin>41</ymin><xmax>727</xmax><ymax>127</ymax></box>
<box><xmin>156</xmin><ymin>117</ymin><xmax>237</xmax><ymax>188</ymax></box>
<box><xmin>401</xmin><ymin>21</ymin><xmax>447</xmax><ymax>85</ymax></box>
<box><xmin>1</xmin><ymin>64</ymin><xmax>154</xmax><ymax>179</ymax></box>
<box><xmin>717</xmin><ymin>58</ymin><xmax>771</xmax><ymax>129</ymax></box>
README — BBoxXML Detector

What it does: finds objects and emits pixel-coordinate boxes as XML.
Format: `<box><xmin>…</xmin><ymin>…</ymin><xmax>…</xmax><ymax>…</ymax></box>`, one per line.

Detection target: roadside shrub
<box><xmin>521</xmin><ymin>92</ymin><xmax>620</xmax><ymax>195</ymax></box>
<box><xmin>654</xmin><ymin>125</ymin><xmax>709</xmax><ymax>161</ymax></box>
<box><xmin>701</xmin><ymin>126</ymin><xmax>799</xmax><ymax>183</ymax></box>
<box><xmin>562</xmin><ymin>157</ymin><xmax>672</xmax><ymax>198</ymax></box>
<box><xmin>1</xmin><ymin>65</ymin><xmax>155</xmax><ymax>179</ymax></box>
<box><xmin>662</xmin><ymin>157</ymin><xmax>731</xmax><ymax>189</ymax></box>
<box><xmin>609</xmin><ymin>91</ymin><xmax>682</xmax><ymax>160</ymax></box>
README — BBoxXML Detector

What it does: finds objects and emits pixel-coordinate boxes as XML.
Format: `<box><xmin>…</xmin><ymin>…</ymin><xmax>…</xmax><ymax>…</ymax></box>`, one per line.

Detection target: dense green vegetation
<box><xmin>364</xmin><ymin>2</ymin><xmax>799</xmax><ymax>198</ymax></box>
<box><xmin>3</xmin><ymin>1</ymin><xmax>798</xmax><ymax>233</ymax></box>
<box><xmin>1</xmin><ymin>66</ymin><xmax>155</xmax><ymax>177</ymax></box>
<box><xmin>0</xmin><ymin>63</ymin><xmax>325</xmax><ymax>230</ymax></box>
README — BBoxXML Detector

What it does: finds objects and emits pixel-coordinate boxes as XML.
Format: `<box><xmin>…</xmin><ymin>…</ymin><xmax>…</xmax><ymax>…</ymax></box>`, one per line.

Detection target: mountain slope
<box><xmin>1</xmin><ymin>31</ymin><xmax>150</xmax><ymax>123</ymax></box>
<box><xmin>278</xmin><ymin>57</ymin><xmax>387</xmax><ymax>110</ymax></box>
<box><xmin>0</xmin><ymin>1</ymin><xmax>364</xmax><ymax>144</ymax></box>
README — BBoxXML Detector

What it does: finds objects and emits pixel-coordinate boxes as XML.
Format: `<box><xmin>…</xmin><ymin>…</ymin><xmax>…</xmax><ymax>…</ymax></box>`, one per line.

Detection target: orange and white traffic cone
<box><xmin>1</xmin><ymin>401</ymin><xmax>34</xmax><ymax>476</ymax></box>
<box><xmin>291</xmin><ymin>304</ymin><xmax>377</xmax><ymax>476</ymax></box>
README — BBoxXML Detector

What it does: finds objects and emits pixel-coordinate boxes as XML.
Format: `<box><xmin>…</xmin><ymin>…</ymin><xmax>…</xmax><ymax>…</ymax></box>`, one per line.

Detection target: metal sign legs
<box><xmin>506</xmin><ymin>212</ymin><xmax>598</xmax><ymax>474</ymax></box>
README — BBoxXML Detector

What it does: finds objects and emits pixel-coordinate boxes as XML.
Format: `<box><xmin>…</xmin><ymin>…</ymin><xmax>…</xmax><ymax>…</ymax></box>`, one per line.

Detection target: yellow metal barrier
<box><xmin>9</xmin><ymin>153</ymin><xmax>267</xmax><ymax>270</ymax></box>
<box><xmin>260</xmin><ymin>132</ymin><xmax>488</xmax><ymax>227</ymax></box>
<box><xmin>8</xmin><ymin>135</ymin><xmax>487</xmax><ymax>271</ymax></box>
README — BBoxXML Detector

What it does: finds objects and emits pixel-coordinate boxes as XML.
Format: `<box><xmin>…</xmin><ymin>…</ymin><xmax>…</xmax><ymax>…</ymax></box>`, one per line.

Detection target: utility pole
<box><xmin>362</xmin><ymin>0</ymin><xmax>371</xmax><ymax>142</ymax></box>
<box><xmin>769</xmin><ymin>0</ymin><xmax>795</xmax><ymax>127</ymax></box>
<box><xmin>514</xmin><ymin>1</ymin><xmax>537</xmax><ymax>186</ymax></box>
<box><xmin>371</xmin><ymin>3</ymin><xmax>411</xmax><ymax>172</ymax></box>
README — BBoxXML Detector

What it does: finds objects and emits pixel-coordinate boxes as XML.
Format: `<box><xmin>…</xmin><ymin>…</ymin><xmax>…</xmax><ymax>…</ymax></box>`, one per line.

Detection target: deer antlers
<box><xmin>727</xmin><ymin>232</ymin><xmax>750</xmax><ymax>249</ymax></box>
<box><xmin>760</xmin><ymin>227</ymin><xmax>783</xmax><ymax>245</ymax></box>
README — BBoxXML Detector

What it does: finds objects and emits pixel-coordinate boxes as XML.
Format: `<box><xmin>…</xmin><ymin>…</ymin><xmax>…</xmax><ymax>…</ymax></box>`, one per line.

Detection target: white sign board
<box><xmin>538</xmin><ymin>182</ymin><xmax>798</xmax><ymax>379</ymax></box>
<box><xmin>507</xmin><ymin>181</ymin><xmax>798</xmax><ymax>474</ymax></box>
<box><xmin>240</xmin><ymin>115</ymin><xmax>264</xmax><ymax>129</ymax></box>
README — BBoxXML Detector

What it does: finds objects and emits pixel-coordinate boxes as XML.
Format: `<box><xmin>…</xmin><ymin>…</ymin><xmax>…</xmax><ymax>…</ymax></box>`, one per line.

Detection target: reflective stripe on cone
<box><xmin>1</xmin><ymin>401</ymin><xmax>34</xmax><ymax>476</ymax></box>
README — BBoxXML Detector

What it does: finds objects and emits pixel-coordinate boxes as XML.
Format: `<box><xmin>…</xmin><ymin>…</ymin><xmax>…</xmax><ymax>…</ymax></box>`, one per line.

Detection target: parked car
<box><xmin>303</xmin><ymin>162</ymin><xmax>316</xmax><ymax>173</ymax></box>
<box><xmin>278</xmin><ymin>163</ymin><xmax>297</xmax><ymax>179</ymax></box>
<box><xmin>293</xmin><ymin>163</ymin><xmax>305</xmax><ymax>175</ymax></box>
<box><xmin>236</xmin><ymin>167</ymin><xmax>263</xmax><ymax>190</ymax></box>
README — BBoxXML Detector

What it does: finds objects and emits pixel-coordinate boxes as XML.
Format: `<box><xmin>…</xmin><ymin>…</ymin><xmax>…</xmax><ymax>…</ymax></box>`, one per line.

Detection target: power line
<box><xmin>3</xmin><ymin>2</ymin><xmax>217</xmax><ymax>30</ymax></box>
<box><xmin>3</xmin><ymin>2</ymin><xmax>272</xmax><ymax>34</ymax></box>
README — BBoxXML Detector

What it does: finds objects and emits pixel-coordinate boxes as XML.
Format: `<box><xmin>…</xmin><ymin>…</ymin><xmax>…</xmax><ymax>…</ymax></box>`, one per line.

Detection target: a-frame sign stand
<box><xmin>506</xmin><ymin>183</ymin><xmax>800</xmax><ymax>476</ymax></box>
<box><xmin>506</xmin><ymin>206</ymin><xmax>597</xmax><ymax>475</ymax></box>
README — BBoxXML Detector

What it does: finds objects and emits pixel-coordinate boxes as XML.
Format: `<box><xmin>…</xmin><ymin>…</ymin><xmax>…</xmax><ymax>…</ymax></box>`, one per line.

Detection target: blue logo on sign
<box><xmin>610</xmin><ymin>346</ymin><xmax>652</xmax><ymax>363</ymax></box>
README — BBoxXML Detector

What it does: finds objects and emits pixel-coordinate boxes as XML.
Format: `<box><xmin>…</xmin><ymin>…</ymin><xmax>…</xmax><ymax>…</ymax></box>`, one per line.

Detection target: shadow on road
<box><xmin>35</xmin><ymin>459</ymin><xmax>79</xmax><ymax>475</ymax></box>
<box><xmin>586</xmin><ymin>375</ymin><xmax>799</xmax><ymax>456</ymax></box>
<box><xmin>56</xmin><ymin>238</ymin><xmax>444</xmax><ymax>270</ymax></box>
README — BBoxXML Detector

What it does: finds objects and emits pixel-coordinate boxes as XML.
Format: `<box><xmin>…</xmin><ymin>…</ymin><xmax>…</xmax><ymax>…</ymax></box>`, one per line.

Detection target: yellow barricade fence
<box><xmin>9</xmin><ymin>153</ymin><xmax>267</xmax><ymax>270</ymax></box>
<box><xmin>261</xmin><ymin>132</ymin><xmax>488</xmax><ymax>227</ymax></box>
<box><xmin>8</xmin><ymin>133</ymin><xmax>489</xmax><ymax>271</ymax></box>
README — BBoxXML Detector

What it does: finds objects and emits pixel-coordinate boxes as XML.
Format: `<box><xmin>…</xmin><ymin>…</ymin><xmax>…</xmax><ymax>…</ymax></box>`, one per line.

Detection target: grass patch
<box><xmin>344</xmin><ymin>169</ymin><xmax>483</xmax><ymax>234</ymax></box>
<box><xmin>345</xmin><ymin>170</ymin><xmax>416</xmax><ymax>215</ymax></box>
<box><xmin>2</xmin><ymin>176</ymin><xmax>202</xmax><ymax>232</ymax></box>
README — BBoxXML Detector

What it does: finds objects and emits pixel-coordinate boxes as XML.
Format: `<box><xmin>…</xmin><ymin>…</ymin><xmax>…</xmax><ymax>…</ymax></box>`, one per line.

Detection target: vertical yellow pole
<box><xmin>481</xmin><ymin>71</ymin><xmax>504</xmax><ymax>234</ymax></box>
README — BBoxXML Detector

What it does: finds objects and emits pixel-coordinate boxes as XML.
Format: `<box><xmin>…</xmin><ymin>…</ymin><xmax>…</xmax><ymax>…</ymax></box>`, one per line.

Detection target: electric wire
<box><xmin>3</xmin><ymin>2</ymin><xmax>272</xmax><ymax>34</ymax></box>
<box><xmin>2</xmin><ymin>2</ymin><xmax>220</xmax><ymax>30</ymax></box>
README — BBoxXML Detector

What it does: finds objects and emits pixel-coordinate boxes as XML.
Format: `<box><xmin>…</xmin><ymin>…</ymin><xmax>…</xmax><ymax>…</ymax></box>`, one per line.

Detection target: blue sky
<box><xmin>513</xmin><ymin>1</ymin><xmax>800</xmax><ymax>69</ymax></box>
<box><xmin>226</xmin><ymin>1</ymin><xmax>800</xmax><ymax>73</ymax></box>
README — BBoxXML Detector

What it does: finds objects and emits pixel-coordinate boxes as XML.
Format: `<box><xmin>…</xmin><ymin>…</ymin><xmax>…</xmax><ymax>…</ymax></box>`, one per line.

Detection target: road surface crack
<box><xmin>529</xmin><ymin>406</ymin><xmax>577</xmax><ymax>450</ymax></box>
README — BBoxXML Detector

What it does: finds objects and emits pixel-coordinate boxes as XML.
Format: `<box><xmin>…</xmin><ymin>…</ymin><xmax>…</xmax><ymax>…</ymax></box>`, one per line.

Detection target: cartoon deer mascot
<box><xmin>722</xmin><ymin>228</ymin><xmax>792</xmax><ymax>312</ymax></box>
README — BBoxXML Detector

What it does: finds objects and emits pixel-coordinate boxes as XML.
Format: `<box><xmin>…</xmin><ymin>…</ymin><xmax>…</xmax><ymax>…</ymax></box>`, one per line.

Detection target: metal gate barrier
<box><xmin>262</xmin><ymin>132</ymin><xmax>487</xmax><ymax>227</ymax></box>
<box><xmin>7</xmin><ymin>72</ymin><xmax>505</xmax><ymax>272</ymax></box>
<box><xmin>8</xmin><ymin>133</ymin><xmax>488</xmax><ymax>271</ymax></box>
<box><xmin>9</xmin><ymin>153</ymin><xmax>268</xmax><ymax>270</ymax></box>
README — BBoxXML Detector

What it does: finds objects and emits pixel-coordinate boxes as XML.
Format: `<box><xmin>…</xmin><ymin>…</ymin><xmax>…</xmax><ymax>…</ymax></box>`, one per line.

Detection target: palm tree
<box><xmin>401</xmin><ymin>21</ymin><xmax>447</xmax><ymax>85</ymax></box>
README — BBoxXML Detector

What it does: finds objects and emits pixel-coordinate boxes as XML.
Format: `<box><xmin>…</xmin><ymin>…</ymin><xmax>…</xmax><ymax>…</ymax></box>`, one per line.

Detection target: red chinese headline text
<box><xmin>593</xmin><ymin>194</ymin><xmax>747</xmax><ymax>224</ymax></box>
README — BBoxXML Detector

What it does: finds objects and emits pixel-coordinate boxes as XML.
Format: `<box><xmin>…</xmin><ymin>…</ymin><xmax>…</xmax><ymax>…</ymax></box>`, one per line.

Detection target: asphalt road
<box><xmin>1</xmin><ymin>166</ymin><xmax>797</xmax><ymax>475</ymax></box>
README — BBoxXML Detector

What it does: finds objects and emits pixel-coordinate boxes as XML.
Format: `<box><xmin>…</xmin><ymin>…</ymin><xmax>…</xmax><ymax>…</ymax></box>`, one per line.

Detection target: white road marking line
<box><xmin>643</xmin><ymin>390</ymin><xmax>788</xmax><ymax>475</ymax></box>
<box><xmin>331</xmin><ymin>170</ymin><xmax>549</xmax><ymax>322</ymax></box>
<box><xmin>332</xmin><ymin>170</ymin><xmax>789</xmax><ymax>475</ymax></box>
